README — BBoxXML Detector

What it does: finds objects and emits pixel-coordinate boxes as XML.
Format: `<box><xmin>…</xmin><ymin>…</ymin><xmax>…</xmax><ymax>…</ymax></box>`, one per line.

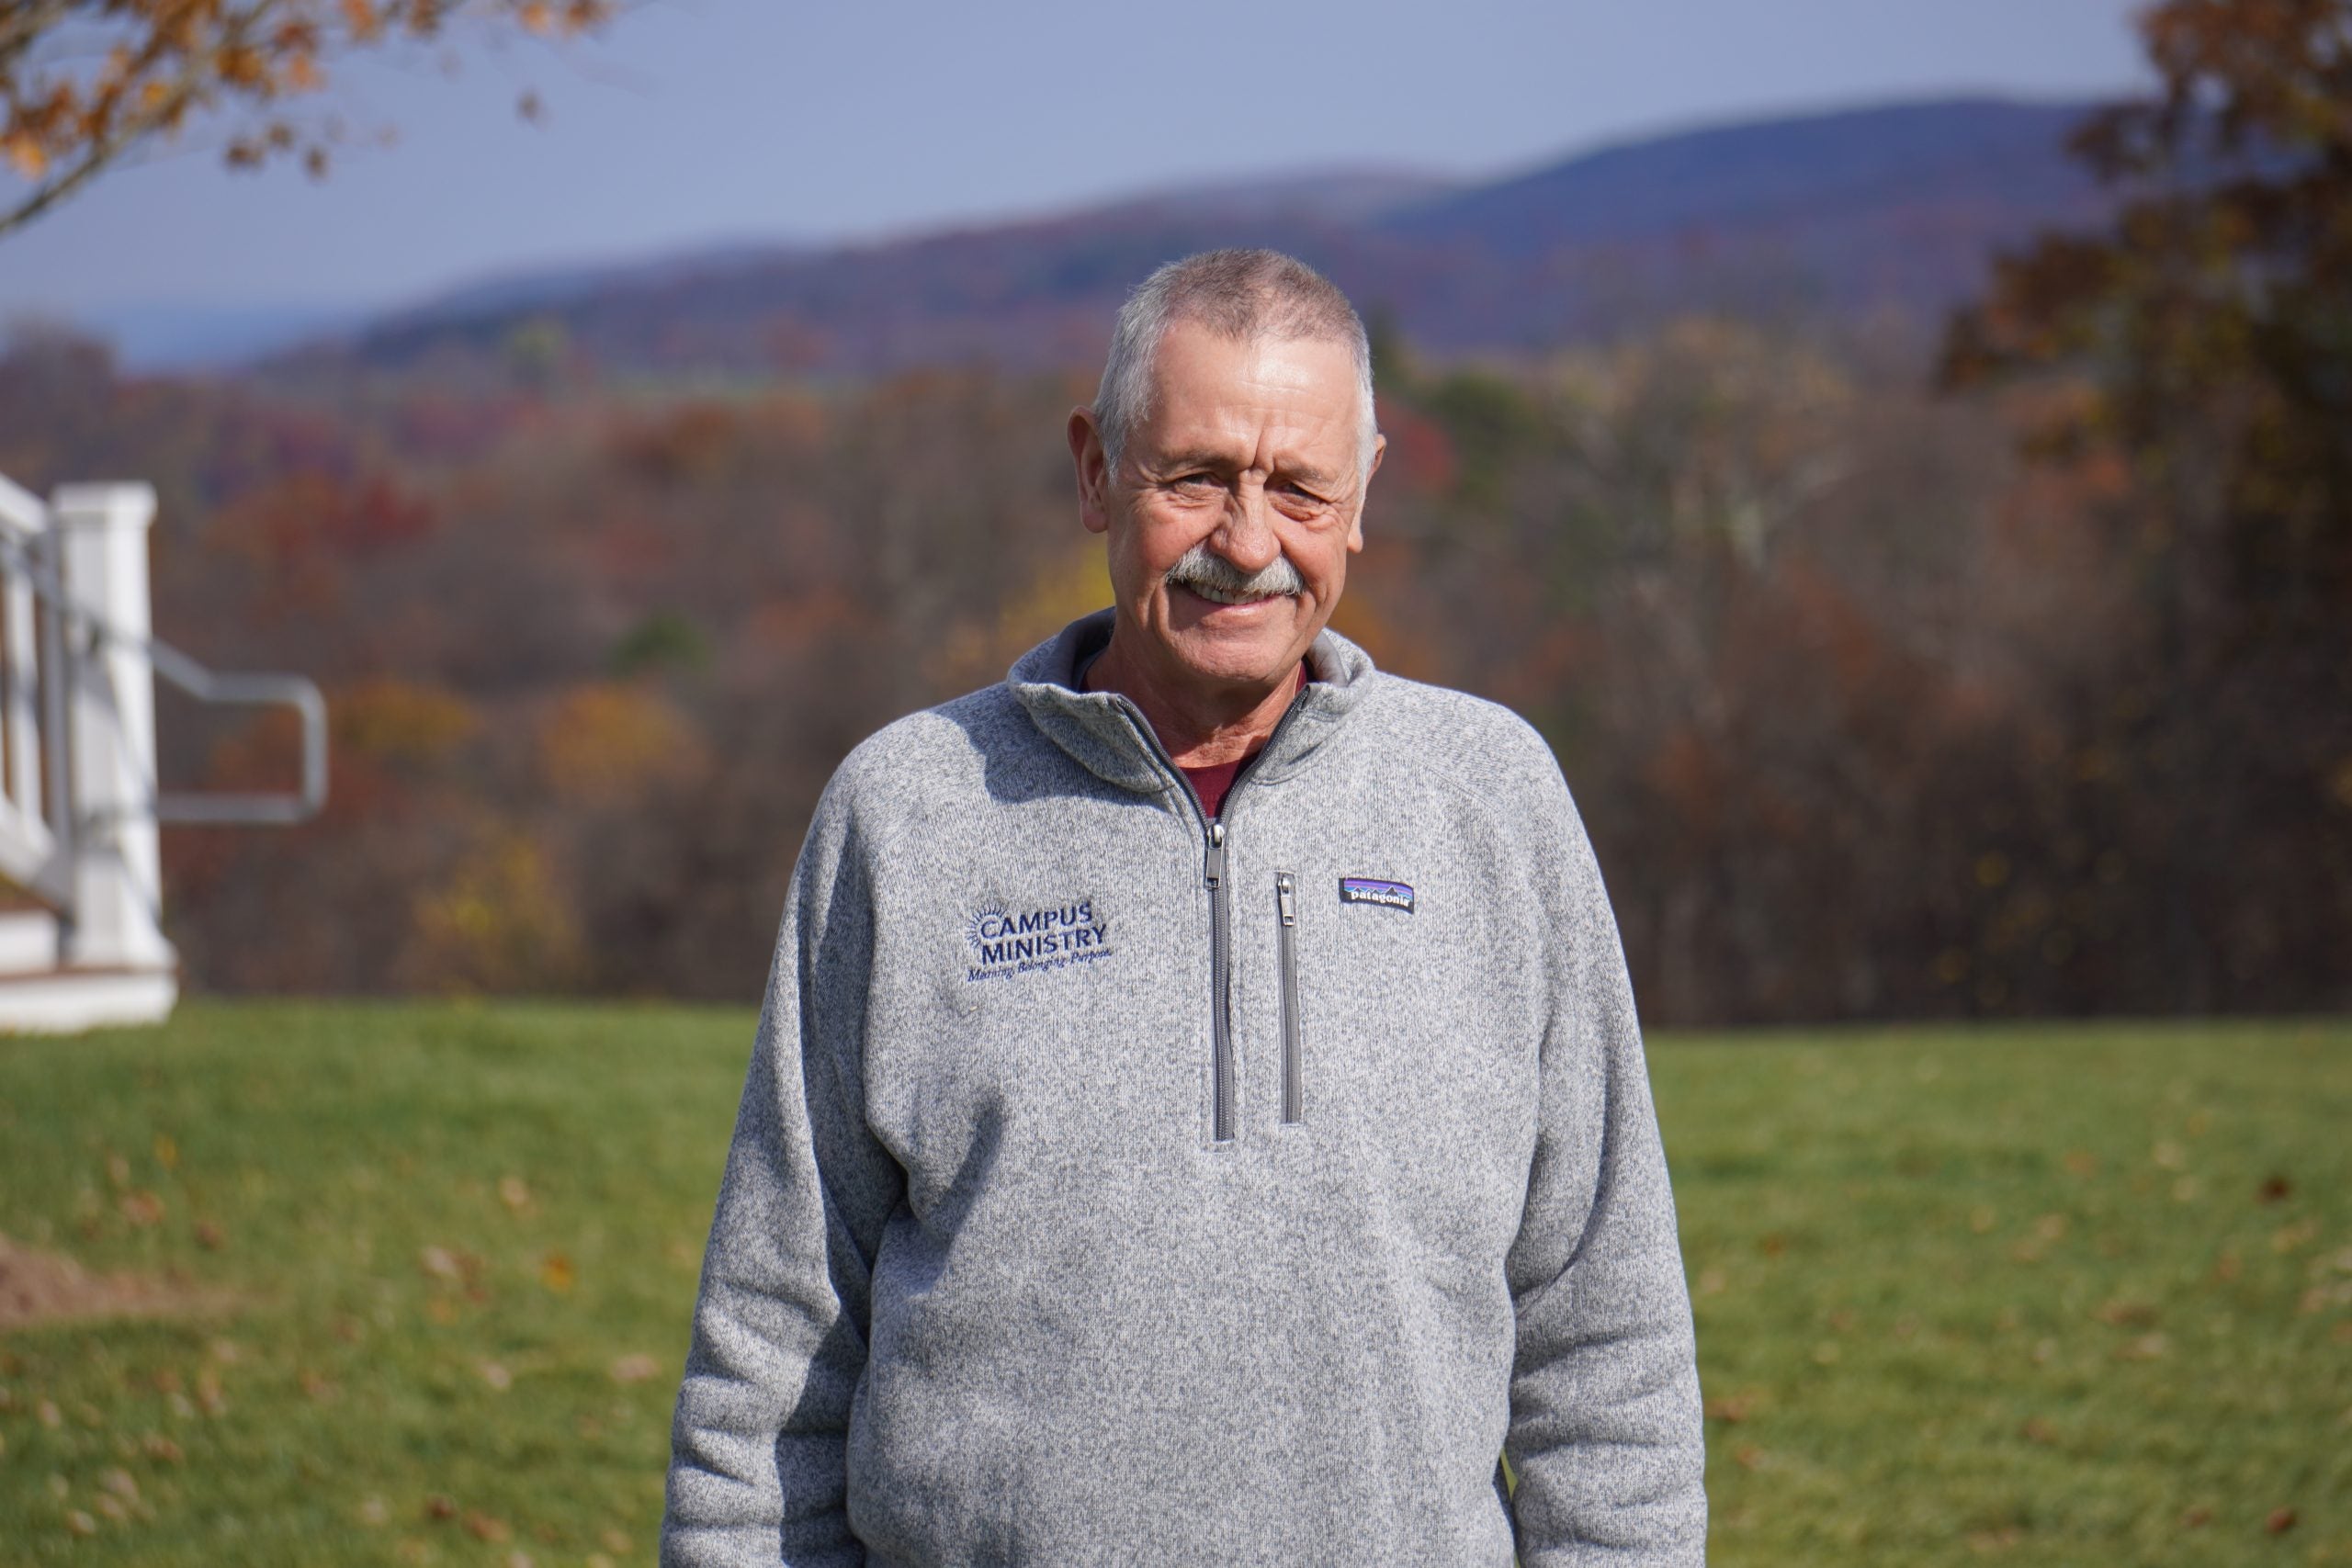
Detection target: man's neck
<box><xmin>1081</xmin><ymin>631</ymin><xmax>1306</xmax><ymax>769</ymax></box>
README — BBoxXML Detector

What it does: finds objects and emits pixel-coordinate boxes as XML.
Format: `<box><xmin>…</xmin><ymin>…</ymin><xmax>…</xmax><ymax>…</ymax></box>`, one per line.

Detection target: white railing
<box><xmin>0</xmin><ymin>471</ymin><xmax>325</xmax><ymax>1026</ymax></box>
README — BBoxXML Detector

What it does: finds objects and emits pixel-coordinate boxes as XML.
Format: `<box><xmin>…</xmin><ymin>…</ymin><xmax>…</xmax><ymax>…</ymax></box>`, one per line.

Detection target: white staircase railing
<box><xmin>0</xmin><ymin>471</ymin><xmax>327</xmax><ymax>1032</ymax></box>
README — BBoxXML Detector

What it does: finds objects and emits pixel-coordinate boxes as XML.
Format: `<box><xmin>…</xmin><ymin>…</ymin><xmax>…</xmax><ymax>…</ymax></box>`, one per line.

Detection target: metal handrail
<box><xmin>146</xmin><ymin>641</ymin><xmax>328</xmax><ymax>825</ymax></box>
<box><xmin>0</xmin><ymin>514</ymin><xmax>328</xmax><ymax>829</ymax></box>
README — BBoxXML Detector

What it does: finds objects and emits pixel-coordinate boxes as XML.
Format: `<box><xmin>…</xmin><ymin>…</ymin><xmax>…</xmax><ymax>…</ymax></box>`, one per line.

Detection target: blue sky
<box><xmin>0</xmin><ymin>0</ymin><xmax>2155</xmax><ymax>327</ymax></box>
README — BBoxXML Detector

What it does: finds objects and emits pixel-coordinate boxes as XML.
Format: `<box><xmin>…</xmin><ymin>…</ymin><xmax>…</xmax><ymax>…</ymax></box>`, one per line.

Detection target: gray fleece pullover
<box><xmin>662</xmin><ymin>609</ymin><xmax>1707</xmax><ymax>1566</ymax></box>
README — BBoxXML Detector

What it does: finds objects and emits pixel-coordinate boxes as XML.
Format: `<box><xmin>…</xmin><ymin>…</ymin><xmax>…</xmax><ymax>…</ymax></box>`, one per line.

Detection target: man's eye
<box><xmin>1172</xmin><ymin>472</ymin><xmax>1220</xmax><ymax>490</ymax></box>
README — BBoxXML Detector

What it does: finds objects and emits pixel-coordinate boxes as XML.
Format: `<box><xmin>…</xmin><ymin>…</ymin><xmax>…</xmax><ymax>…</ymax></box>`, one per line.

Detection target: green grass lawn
<box><xmin>0</xmin><ymin>1001</ymin><xmax>2346</xmax><ymax>1566</ymax></box>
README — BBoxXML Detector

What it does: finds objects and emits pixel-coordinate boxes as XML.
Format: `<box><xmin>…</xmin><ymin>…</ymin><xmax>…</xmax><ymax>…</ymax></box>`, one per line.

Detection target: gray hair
<box><xmin>1092</xmin><ymin>248</ymin><xmax>1378</xmax><ymax>481</ymax></box>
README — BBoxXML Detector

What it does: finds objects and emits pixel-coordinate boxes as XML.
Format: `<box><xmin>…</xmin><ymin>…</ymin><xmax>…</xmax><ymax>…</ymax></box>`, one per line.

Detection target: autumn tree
<box><xmin>1943</xmin><ymin>0</ymin><xmax>2351</xmax><ymax>641</ymax></box>
<box><xmin>1941</xmin><ymin>0</ymin><xmax>2352</xmax><ymax>1011</ymax></box>
<box><xmin>0</xmin><ymin>0</ymin><xmax>614</xmax><ymax>239</ymax></box>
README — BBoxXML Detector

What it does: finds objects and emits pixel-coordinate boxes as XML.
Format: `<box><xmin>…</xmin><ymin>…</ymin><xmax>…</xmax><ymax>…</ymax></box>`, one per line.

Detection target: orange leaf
<box><xmin>4</xmin><ymin>135</ymin><xmax>51</xmax><ymax>179</ymax></box>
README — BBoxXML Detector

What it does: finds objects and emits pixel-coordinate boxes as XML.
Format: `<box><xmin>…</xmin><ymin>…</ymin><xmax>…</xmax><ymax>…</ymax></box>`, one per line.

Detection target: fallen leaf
<box><xmin>463</xmin><ymin>1510</ymin><xmax>512</xmax><ymax>1542</ymax></box>
<box><xmin>539</xmin><ymin>1254</ymin><xmax>575</xmax><ymax>1293</ymax></box>
<box><xmin>2117</xmin><ymin>1332</ymin><xmax>2169</xmax><ymax>1361</ymax></box>
<box><xmin>2266</xmin><ymin>1507</ymin><xmax>2297</xmax><ymax>1535</ymax></box>
<box><xmin>2020</xmin><ymin>1418</ymin><xmax>2057</xmax><ymax>1444</ymax></box>
<box><xmin>100</xmin><ymin>1469</ymin><xmax>138</xmax><ymax>1502</ymax></box>
<box><xmin>478</xmin><ymin>1360</ymin><xmax>513</xmax><ymax>1392</ymax></box>
<box><xmin>419</xmin><ymin>1246</ymin><xmax>462</xmax><ymax>1281</ymax></box>
<box><xmin>66</xmin><ymin>1509</ymin><xmax>96</xmax><ymax>1537</ymax></box>
<box><xmin>140</xmin><ymin>1433</ymin><xmax>183</xmax><ymax>1463</ymax></box>
<box><xmin>2093</xmin><ymin>1299</ymin><xmax>2156</xmax><ymax>1327</ymax></box>
<box><xmin>498</xmin><ymin>1176</ymin><xmax>533</xmax><ymax>1213</ymax></box>
<box><xmin>359</xmin><ymin>1496</ymin><xmax>390</xmax><ymax>1527</ymax></box>
<box><xmin>2178</xmin><ymin>1506</ymin><xmax>2211</xmax><ymax>1528</ymax></box>
<box><xmin>2064</xmin><ymin>1150</ymin><xmax>2097</xmax><ymax>1177</ymax></box>
<box><xmin>609</xmin><ymin>1354</ymin><xmax>659</xmax><ymax>1384</ymax></box>
<box><xmin>119</xmin><ymin>1190</ymin><xmax>165</xmax><ymax>1227</ymax></box>
<box><xmin>1733</xmin><ymin>1444</ymin><xmax>1764</xmax><ymax>1471</ymax></box>
<box><xmin>2257</xmin><ymin>1175</ymin><xmax>2291</xmax><ymax>1203</ymax></box>
<box><xmin>599</xmin><ymin>1529</ymin><xmax>631</xmax><ymax>1552</ymax></box>
<box><xmin>195</xmin><ymin>1221</ymin><xmax>226</xmax><ymax>1250</ymax></box>
<box><xmin>424</xmin><ymin>1495</ymin><xmax>457</xmax><ymax>1521</ymax></box>
<box><xmin>153</xmin><ymin>1134</ymin><xmax>179</xmax><ymax>1170</ymax></box>
<box><xmin>1704</xmin><ymin>1393</ymin><xmax>1753</xmax><ymax>1424</ymax></box>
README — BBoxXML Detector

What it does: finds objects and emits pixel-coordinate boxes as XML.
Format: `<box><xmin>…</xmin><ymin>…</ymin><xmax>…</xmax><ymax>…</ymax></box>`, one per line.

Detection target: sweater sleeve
<box><xmin>1501</xmin><ymin>771</ymin><xmax>1707</xmax><ymax>1565</ymax></box>
<box><xmin>662</xmin><ymin>777</ymin><xmax>905</xmax><ymax>1567</ymax></box>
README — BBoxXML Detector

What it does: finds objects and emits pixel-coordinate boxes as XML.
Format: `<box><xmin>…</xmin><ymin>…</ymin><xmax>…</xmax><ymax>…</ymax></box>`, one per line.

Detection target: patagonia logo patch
<box><xmin>1340</xmin><ymin>876</ymin><xmax>1415</xmax><ymax>914</ymax></box>
<box><xmin>964</xmin><ymin>896</ymin><xmax>1114</xmax><ymax>982</ymax></box>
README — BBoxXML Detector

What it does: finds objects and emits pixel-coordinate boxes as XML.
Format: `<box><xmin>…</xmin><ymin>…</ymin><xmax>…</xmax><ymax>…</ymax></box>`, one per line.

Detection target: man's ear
<box><xmin>1348</xmin><ymin>433</ymin><xmax>1386</xmax><ymax>554</ymax></box>
<box><xmin>1069</xmin><ymin>408</ymin><xmax>1112</xmax><ymax>536</ymax></box>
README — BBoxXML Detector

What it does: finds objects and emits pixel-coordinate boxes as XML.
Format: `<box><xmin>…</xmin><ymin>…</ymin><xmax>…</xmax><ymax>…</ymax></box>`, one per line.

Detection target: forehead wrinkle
<box><xmin>1141</xmin><ymin>327</ymin><xmax>1366</xmax><ymax>482</ymax></box>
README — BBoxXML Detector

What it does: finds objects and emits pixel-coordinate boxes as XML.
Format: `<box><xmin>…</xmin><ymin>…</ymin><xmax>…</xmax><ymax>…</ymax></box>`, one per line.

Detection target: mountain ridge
<box><xmin>277</xmin><ymin>94</ymin><xmax>2116</xmax><ymax>378</ymax></box>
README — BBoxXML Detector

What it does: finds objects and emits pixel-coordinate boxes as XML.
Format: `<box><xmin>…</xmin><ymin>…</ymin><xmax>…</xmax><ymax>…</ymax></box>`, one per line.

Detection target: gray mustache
<box><xmin>1165</xmin><ymin>542</ymin><xmax>1304</xmax><ymax>599</ymax></box>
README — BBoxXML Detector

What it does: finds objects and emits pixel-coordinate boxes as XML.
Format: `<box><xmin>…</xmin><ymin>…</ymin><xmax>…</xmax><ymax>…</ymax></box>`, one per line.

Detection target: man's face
<box><xmin>1070</xmin><ymin>320</ymin><xmax>1383</xmax><ymax>695</ymax></box>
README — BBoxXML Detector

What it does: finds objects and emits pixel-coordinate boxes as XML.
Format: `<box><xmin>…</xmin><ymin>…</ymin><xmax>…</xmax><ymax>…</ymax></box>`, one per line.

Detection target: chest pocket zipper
<box><xmin>1275</xmin><ymin>870</ymin><xmax>1304</xmax><ymax>1124</ymax></box>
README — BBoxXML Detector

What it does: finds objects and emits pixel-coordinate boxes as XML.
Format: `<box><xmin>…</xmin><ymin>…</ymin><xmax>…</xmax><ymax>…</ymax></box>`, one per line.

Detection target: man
<box><xmin>663</xmin><ymin>249</ymin><xmax>1707</xmax><ymax>1565</ymax></box>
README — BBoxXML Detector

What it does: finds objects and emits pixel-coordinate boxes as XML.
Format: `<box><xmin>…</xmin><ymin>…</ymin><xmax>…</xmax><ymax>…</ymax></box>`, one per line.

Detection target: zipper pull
<box><xmin>1276</xmin><ymin>870</ymin><xmax>1296</xmax><ymax>926</ymax></box>
<box><xmin>1204</xmin><ymin>820</ymin><xmax>1226</xmax><ymax>889</ymax></box>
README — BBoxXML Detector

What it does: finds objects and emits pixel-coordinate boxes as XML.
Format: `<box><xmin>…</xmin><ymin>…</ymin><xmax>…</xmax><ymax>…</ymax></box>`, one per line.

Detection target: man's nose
<box><xmin>1213</xmin><ymin>482</ymin><xmax>1283</xmax><ymax>573</ymax></box>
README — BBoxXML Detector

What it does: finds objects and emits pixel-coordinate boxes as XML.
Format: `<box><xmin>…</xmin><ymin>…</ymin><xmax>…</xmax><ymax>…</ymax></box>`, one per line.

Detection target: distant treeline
<box><xmin>1</xmin><ymin>307</ymin><xmax>2342</xmax><ymax>1022</ymax></box>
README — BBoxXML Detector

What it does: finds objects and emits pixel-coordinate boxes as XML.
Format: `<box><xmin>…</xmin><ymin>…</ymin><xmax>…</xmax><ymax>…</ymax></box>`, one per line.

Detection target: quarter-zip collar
<box><xmin>1007</xmin><ymin>607</ymin><xmax>1376</xmax><ymax>801</ymax></box>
